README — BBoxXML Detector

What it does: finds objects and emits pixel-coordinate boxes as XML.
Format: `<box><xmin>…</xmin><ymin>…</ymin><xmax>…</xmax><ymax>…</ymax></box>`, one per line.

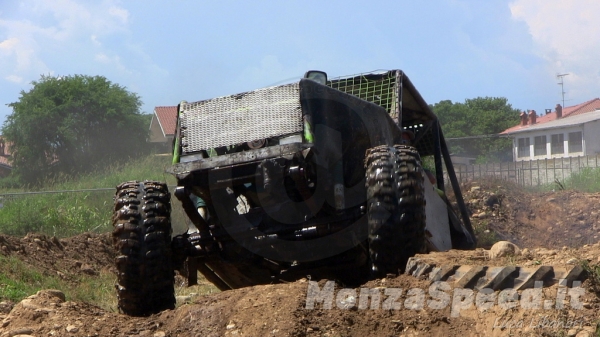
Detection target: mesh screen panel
<box><xmin>329</xmin><ymin>71</ymin><xmax>398</xmax><ymax>119</ymax></box>
<box><xmin>329</xmin><ymin>71</ymin><xmax>436</xmax><ymax>157</ymax></box>
<box><xmin>180</xmin><ymin>83</ymin><xmax>302</xmax><ymax>153</ymax></box>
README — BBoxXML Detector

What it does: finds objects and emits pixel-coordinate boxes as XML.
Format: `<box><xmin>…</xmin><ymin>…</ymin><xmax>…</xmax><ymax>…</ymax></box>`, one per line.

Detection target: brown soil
<box><xmin>0</xmin><ymin>232</ymin><xmax>114</xmax><ymax>281</ymax></box>
<box><xmin>1</xmin><ymin>180</ymin><xmax>600</xmax><ymax>337</ymax></box>
<box><xmin>455</xmin><ymin>178</ymin><xmax>600</xmax><ymax>249</ymax></box>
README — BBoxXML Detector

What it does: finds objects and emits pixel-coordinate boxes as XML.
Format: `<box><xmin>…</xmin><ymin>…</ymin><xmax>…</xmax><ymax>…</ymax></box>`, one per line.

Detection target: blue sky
<box><xmin>1</xmin><ymin>0</ymin><xmax>599</xmax><ymax>126</ymax></box>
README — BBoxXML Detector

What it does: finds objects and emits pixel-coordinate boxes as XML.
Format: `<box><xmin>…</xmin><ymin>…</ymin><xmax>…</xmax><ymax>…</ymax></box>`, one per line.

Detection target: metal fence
<box><xmin>448</xmin><ymin>155</ymin><xmax>600</xmax><ymax>186</ymax></box>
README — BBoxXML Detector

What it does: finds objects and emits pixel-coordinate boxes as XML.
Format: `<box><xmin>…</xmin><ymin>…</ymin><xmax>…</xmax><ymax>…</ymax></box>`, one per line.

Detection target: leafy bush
<box><xmin>2</xmin><ymin>74</ymin><xmax>151</xmax><ymax>185</ymax></box>
<box><xmin>0</xmin><ymin>174</ymin><xmax>23</xmax><ymax>190</ymax></box>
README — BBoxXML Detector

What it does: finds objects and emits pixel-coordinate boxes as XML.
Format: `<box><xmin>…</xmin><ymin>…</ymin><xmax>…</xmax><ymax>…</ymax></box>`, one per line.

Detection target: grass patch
<box><xmin>69</xmin><ymin>271</ymin><xmax>118</xmax><ymax>312</ymax></box>
<box><xmin>0</xmin><ymin>154</ymin><xmax>179</xmax><ymax>237</ymax></box>
<box><xmin>473</xmin><ymin>220</ymin><xmax>500</xmax><ymax>249</ymax></box>
<box><xmin>54</xmin><ymin>154</ymin><xmax>176</xmax><ymax>190</ymax></box>
<box><xmin>564</xmin><ymin>167</ymin><xmax>600</xmax><ymax>193</ymax></box>
<box><xmin>532</xmin><ymin>167</ymin><xmax>600</xmax><ymax>193</ymax></box>
<box><xmin>0</xmin><ymin>154</ymin><xmax>175</xmax><ymax>193</ymax></box>
<box><xmin>0</xmin><ymin>192</ymin><xmax>112</xmax><ymax>237</ymax></box>
<box><xmin>0</xmin><ymin>251</ymin><xmax>220</xmax><ymax>312</ymax></box>
<box><xmin>0</xmin><ymin>154</ymin><xmax>217</xmax><ymax>311</ymax></box>
<box><xmin>0</xmin><ymin>255</ymin><xmax>56</xmax><ymax>302</ymax></box>
<box><xmin>0</xmin><ymin>254</ymin><xmax>118</xmax><ymax>311</ymax></box>
<box><xmin>174</xmin><ymin>278</ymin><xmax>220</xmax><ymax>307</ymax></box>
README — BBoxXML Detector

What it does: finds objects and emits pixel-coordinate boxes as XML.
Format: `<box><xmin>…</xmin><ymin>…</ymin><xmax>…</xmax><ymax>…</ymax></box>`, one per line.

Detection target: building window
<box><xmin>534</xmin><ymin>135</ymin><xmax>546</xmax><ymax>156</ymax></box>
<box><xmin>568</xmin><ymin>132</ymin><xmax>583</xmax><ymax>153</ymax></box>
<box><xmin>551</xmin><ymin>134</ymin><xmax>564</xmax><ymax>155</ymax></box>
<box><xmin>517</xmin><ymin>137</ymin><xmax>530</xmax><ymax>158</ymax></box>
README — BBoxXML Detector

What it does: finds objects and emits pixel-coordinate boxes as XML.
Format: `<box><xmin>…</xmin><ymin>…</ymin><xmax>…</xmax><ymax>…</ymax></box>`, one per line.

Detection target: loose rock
<box><xmin>66</xmin><ymin>325</ymin><xmax>79</xmax><ymax>333</ymax></box>
<box><xmin>488</xmin><ymin>241</ymin><xmax>520</xmax><ymax>259</ymax></box>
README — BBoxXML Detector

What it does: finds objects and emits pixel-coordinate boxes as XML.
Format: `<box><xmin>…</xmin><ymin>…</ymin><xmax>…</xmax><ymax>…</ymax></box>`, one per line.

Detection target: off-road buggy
<box><xmin>112</xmin><ymin>69</ymin><xmax>476</xmax><ymax>316</ymax></box>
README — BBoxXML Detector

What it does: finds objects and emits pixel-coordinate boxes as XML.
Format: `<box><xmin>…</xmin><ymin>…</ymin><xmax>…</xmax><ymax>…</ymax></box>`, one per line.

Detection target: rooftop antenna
<box><xmin>557</xmin><ymin>73</ymin><xmax>569</xmax><ymax>108</ymax></box>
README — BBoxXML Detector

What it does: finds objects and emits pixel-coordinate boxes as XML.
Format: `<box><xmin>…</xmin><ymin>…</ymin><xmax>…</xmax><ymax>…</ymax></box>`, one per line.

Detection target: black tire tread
<box><xmin>111</xmin><ymin>180</ymin><xmax>175</xmax><ymax>316</ymax></box>
<box><xmin>365</xmin><ymin>145</ymin><xmax>426</xmax><ymax>277</ymax></box>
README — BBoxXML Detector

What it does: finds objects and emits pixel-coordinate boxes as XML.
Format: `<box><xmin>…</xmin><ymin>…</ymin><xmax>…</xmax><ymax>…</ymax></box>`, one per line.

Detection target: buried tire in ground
<box><xmin>112</xmin><ymin>180</ymin><xmax>175</xmax><ymax>316</ymax></box>
<box><xmin>365</xmin><ymin>145</ymin><xmax>426</xmax><ymax>278</ymax></box>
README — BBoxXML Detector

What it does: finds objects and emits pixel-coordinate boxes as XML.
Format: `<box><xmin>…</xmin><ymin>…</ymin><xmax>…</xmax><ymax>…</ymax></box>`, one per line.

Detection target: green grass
<box><xmin>42</xmin><ymin>154</ymin><xmax>176</xmax><ymax>190</ymax></box>
<box><xmin>563</xmin><ymin>167</ymin><xmax>600</xmax><ymax>192</ymax></box>
<box><xmin>0</xmin><ymin>154</ymin><xmax>217</xmax><ymax>310</ymax></box>
<box><xmin>473</xmin><ymin>220</ymin><xmax>500</xmax><ymax>249</ymax></box>
<box><xmin>69</xmin><ymin>271</ymin><xmax>118</xmax><ymax>311</ymax></box>
<box><xmin>0</xmin><ymin>254</ymin><xmax>115</xmax><ymax>308</ymax></box>
<box><xmin>530</xmin><ymin>167</ymin><xmax>600</xmax><ymax>193</ymax></box>
<box><xmin>0</xmin><ymin>155</ymin><xmax>179</xmax><ymax>237</ymax></box>
<box><xmin>0</xmin><ymin>192</ymin><xmax>112</xmax><ymax>237</ymax></box>
<box><xmin>0</xmin><ymin>251</ymin><xmax>217</xmax><ymax>311</ymax></box>
<box><xmin>0</xmin><ymin>255</ymin><xmax>55</xmax><ymax>302</ymax></box>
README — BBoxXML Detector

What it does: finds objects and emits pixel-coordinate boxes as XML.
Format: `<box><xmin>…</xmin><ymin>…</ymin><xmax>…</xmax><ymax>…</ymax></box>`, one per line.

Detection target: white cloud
<box><xmin>94</xmin><ymin>53</ymin><xmax>131</xmax><ymax>74</ymax></box>
<box><xmin>5</xmin><ymin>75</ymin><xmax>23</xmax><ymax>84</ymax></box>
<box><xmin>0</xmin><ymin>0</ymin><xmax>131</xmax><ymax>83</ymax></box>
<box><xmin>108</xmin><ymin>6</ymin><xmax>129</xmax><ymax>24</ymax></box>
<box><xmin>0</xmin><ymin>37</ymin><xmax>19</xmax><ymax>52</ymax></box>
<box><xmin>0</xmin><ymin>0</ymin><xmax>169</xmax><ymax>124</ymax></box>
<box><xmin>95</xmin><ymin>53</ymin><xmax>110</xmax><ymax>63</ymax></box>
<box><xmin>510</xmin><ymin>0</ymin><xmax>600</xmax><ymax>100</ymax></box>
<box><xmin>90</xmin><ymin>35</ymin><xmax>101</xmax><ymax>46</ymax></box>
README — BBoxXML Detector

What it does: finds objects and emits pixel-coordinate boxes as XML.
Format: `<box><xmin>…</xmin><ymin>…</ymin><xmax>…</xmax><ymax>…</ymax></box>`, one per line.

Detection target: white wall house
<box><xmin>504</xmin><ymin>110</ymin><xmax>600</xmax><ymax>162</ymax></box>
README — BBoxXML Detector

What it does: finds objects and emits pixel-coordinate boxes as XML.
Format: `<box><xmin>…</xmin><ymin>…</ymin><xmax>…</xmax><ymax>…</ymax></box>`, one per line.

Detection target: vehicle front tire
<box><xmin>112</xmin><ymin>180</ymin><xmax>175</xmax><ymax>316</ymax></box>
<box><xmin>365</xmin><ymin>145</ymin><xmax>426</xmax><ymax>278</ymax></box>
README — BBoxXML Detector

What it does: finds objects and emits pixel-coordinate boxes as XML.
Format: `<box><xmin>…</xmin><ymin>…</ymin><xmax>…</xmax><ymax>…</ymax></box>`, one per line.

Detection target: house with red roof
<box><xmin>148</xmin><ymin>106</ymin><xmax>178</xmax><ymax>153</ymax></box>
<box><xmin>500</xmin><ymin>98</ymin><xmax>600</xmax><ymax>161</ymax></box>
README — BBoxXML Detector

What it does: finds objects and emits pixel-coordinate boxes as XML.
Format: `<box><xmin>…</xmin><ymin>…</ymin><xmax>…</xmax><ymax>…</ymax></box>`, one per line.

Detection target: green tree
<box><xmin>2</xmin><ymin>74</ymin><xmax>150</xmax><ymax>184</ymax></box>
<box><xmin>431</xmin><ymin>97</ymin><xmax>520</xmax><ymax>163</ymax></box>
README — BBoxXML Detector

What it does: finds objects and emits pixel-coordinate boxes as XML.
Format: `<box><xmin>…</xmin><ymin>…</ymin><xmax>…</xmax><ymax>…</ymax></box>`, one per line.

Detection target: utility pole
<box><xmin>557</xmin><ymin>73</ymin><xmax>569</xmax><ymax>108</ymax></box>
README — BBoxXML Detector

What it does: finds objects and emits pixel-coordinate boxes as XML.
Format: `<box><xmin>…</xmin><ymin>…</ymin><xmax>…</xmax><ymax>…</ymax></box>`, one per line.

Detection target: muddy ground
<box><xmin>1</xmin><ymin>179</ymin><xmax>600</xmax><ymax>337</ymax></box>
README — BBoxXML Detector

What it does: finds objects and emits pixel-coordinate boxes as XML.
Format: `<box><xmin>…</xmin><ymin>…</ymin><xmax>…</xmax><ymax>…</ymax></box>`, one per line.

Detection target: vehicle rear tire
<box><xmin>112</xmin><ymin>180</ymin><xmax>175</xmax><ymax>316</ymax></box>
<box><xmin>365</xmin><ymin>145</ymin><xmax>426</xmax><ymax>278</ymax></box>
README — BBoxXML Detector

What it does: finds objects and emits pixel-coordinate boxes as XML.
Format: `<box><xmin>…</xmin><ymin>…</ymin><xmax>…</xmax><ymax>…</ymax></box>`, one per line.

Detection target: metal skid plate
<box><xmin>180</xmin><ymin>83</ymin><xmax>303</xmax><ymax>154</ymax></box>
<box><xmin>423</xmin><ymin>177</ymin><xmax>452</xmax><ymax>251</ymax></box>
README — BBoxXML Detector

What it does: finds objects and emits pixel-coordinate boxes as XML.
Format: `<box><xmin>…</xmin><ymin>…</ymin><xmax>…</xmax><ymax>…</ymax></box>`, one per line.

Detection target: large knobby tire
<box><xmin>365</xmin><ymin>145</ymin><xmax>426</xmax><ymax>278</ymax></box>
<box><xmin>112</xmin><ymin>180</ymin><xmax>175</xmax><ymax>316</ymax></box>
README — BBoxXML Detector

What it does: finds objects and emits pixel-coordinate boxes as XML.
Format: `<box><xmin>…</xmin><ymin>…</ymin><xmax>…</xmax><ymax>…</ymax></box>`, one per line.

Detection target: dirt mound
<box><xmin>2</xmin><ymin>269</ymin><xmax>599</xmax><ymax>336</ymax></box>
<box><xmin>453</xmin><ymin>178</ymin><xmax>600</xmax><ymax>249</ymax></box>
<box><xmin>0</xmin><ymin>232</ymin><xmax>115</xmax><ymax>281</ymax></box>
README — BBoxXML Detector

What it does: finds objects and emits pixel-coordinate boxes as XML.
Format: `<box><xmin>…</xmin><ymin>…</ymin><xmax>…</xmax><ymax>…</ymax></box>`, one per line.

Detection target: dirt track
<box><xmin>1</xmin><ymin>179</ymin><xmax>600</xmax><ymax>337</ymax></box>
